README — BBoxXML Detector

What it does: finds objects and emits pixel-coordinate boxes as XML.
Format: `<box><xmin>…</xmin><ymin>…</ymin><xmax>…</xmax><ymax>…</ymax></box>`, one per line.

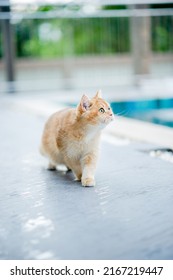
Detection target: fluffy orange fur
<box><xmin>40</xmin><ymin>90</ymin><xmax>114</xmax><ymax>187</ymax></box>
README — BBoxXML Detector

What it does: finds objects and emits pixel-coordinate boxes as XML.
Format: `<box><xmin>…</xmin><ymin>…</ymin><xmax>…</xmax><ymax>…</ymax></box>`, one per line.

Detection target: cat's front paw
<box><xmin>82</xmin><ymin>177</ymin><xmax>95</xmax><ymax>187</ymax></box>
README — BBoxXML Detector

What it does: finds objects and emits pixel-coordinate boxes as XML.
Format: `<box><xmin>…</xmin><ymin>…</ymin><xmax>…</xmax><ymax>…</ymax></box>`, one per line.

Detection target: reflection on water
<box><xmin>111</xmin><ymin>98</ymin><xmax>173</xmax><ymax>128</ymax></box>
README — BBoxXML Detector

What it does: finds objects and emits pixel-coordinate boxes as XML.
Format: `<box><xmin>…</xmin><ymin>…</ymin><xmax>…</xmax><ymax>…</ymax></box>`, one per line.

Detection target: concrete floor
<box><xmin>0</xmin><ymin>97</ymin><xmax>173</xmax><ymax>260</ymax></box>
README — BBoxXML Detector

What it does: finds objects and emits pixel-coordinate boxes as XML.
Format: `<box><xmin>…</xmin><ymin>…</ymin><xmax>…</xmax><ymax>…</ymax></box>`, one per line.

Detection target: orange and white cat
<box><xmin>40</xmin><ymin>90</ymin><xmax>114</xmax><ymax>187</ymax></box>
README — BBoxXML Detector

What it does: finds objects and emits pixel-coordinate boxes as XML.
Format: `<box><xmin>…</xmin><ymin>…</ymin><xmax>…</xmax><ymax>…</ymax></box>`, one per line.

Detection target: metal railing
<box><xmin>0</xmin><ymin>1</ymin><xmax>173</xmax><ymax>92</ymax></box>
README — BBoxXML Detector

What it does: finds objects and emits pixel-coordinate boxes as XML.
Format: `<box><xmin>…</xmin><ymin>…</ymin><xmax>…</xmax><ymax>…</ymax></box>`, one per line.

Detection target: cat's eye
<box><xmin>99</xmin><ymin>108</ymin><xmax>105</xmax><ymax>113</ymax></box>
<box><xmin>108</xmin><ymin>107</ymin><xmax>111</xmax><ymax>110</ymax></box>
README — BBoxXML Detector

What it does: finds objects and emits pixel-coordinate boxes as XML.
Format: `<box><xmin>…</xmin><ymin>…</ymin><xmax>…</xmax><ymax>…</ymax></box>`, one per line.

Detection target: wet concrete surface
<box><xmin>0</xmin><ymin>104</ymin><xmax>173</xmax><ymax>260</ymax></box>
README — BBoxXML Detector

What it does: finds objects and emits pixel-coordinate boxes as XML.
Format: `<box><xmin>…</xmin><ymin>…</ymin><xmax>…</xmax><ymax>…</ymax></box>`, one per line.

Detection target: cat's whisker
<box><xmin>115</xmin><ymin>109</ymin><xmax>132</xmax><ymax>117</ymax></box>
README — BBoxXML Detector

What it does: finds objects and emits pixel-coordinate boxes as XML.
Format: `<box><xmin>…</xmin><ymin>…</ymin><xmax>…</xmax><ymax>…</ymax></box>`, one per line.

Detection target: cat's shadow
<box><xmin>43</xmin><ymin>167</ymin><xmax>84</xmax><ymax>188</ymax></box>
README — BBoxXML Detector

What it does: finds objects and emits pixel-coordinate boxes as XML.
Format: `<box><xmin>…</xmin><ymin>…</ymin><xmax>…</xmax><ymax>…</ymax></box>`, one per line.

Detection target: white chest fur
<box><xmin>66</xmin><ymin>131</ymin><xmax>100</xmax><ymax>160</ymax></box>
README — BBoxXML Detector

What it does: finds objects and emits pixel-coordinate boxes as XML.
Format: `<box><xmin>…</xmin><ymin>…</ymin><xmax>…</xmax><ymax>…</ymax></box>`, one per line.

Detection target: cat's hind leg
<box><xmin>66</xmin><ymin>167</ymin><xmax>72</xmax><ymax>172</ymax></box>
<box><xmin>69</xmin><ymin>163</ymin><xmax>82</xmax><ymax>181</ymax></box>
<box><xmin>74</xmin><ymin>170</ymin><xmax>82</xmax><ymax>181</ymax></box>
<box><xmin>40</xmin><ymin>145</ymin><xmax>60</xmax><ymax>171</ymax></box>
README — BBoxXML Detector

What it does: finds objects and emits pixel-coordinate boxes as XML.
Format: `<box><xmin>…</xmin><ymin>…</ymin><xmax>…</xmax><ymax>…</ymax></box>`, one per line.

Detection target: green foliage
<box><xmin>14</xmin><ymin>17</ymin><xmax>131</xmax><ymax>58</ymax></box>
<box><xmin>15</xmin><ymin>20</ymin><xmax>37</xmax><ymax>57</ymax></box>
<box><xmin>152</xmin><ymin>17</ymin><xmax>173</xmax><ymax>52</ymax></box>
<box><xmin>22</xmin><ymin>35</ymin><xmax>66</xmax><ymax>58</ymax></box>
<box><xmin>102</xmin><ymin>5</ymin><xmax>127</xmax><ymax>10</ymax></box>
<box><xmin>154</xmin><ymin>27</ymin><xmax>170</xmax><ymax>51</ymax></box>
<box><xmin>73</xmin><ymin>18</ymin><xmax>130</xmax><ymax>55</ymax></box>
<box><xmin>38</xmin><ymin>5</ymin><xmax>56</xmax><ymax>12</ymax></box>
<box><xmin>9</xmin><ymin>6</ymin><xmax>173</xmax><ymax>58</ymax></box>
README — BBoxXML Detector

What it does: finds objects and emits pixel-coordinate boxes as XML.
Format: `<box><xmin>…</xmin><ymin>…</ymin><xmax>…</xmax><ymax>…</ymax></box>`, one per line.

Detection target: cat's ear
<box><xmin>78</xmin><ymin>94</ymin><xmax>91</xmax><ymax>112</ymax></box>
<box><xmin>94</xmin><ymin>89</ymin><xmax>102</xmax><ymax>99</ymax></box>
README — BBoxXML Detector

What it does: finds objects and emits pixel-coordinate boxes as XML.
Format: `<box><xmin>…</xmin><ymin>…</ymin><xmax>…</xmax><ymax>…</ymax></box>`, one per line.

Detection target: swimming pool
<box><xmin>111</xmin><ymin>98</ymin><xmax>173</xmax><ymax>128</ymax></box>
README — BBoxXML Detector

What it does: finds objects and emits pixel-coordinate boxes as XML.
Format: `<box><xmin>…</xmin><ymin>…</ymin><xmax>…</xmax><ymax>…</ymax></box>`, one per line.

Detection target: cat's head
<box><xmin>77</xmin><ymin>90</ymin><xmax>114</xmax><ymax>127</ymax></box>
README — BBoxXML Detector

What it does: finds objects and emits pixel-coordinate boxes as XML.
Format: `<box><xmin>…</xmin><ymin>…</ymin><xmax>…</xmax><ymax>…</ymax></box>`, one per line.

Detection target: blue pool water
<box><xmin>111</xmin><ymin>98</ymin><xmax>173</xmax><ymax>128</ymax></box>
